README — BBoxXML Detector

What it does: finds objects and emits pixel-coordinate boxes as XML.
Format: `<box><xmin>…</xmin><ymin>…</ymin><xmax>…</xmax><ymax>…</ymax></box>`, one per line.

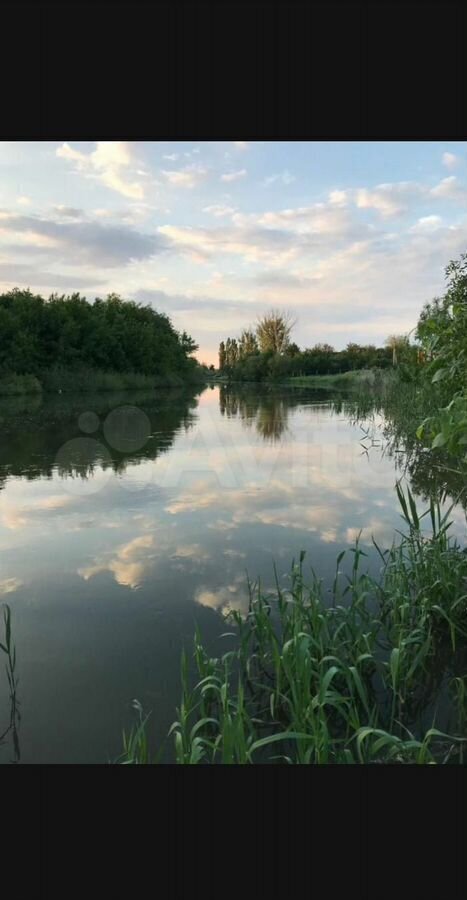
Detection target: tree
<box><xmin>218</xmin><ymin>341</ymin><xmax>226</xmax><ymax>370</ymax></box>
<box><xmin>179</xmin><ymin>331</ymin><xmax>199</xmax><ymax>355</ymax></box>
<box><xmin>255</xmin><ymin>309</ymin><xmax>295</xmax><ymax>354</ymax></box>
<box><xmin>285</xmin><ymin>342</ymin><xmax>300</xmax><ymax>357</ymax></box>
<box><xmin>385</xmin><ymin>334</ymin><xmax>409</xmax><ymax>367</ymax></box>
<box><xmin>415</xmin><ymin>253</ymin><xmax>467</xmax><ymax>455</ymax></box>
<box><xmin>0</xmin><ymin>289</ymin><xmax>199</xmax><ymax>381</ymax></box>
<box><xmin>311</xmin><ymin>343</ymin><xmax>334</xmax><ymax>354</ymax></box>
<box><xmin>238</xmin><ymin>329</ymin><xmax>258</xmax><ymax>359</ymax></box>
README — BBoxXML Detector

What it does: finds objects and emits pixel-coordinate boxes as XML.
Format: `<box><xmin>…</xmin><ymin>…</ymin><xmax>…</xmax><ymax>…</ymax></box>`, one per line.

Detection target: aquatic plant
<box><xmin>0</xmin><ymin>604</ymin><xmax>20</xmax><ymax>763</ymax></box>
<box><xmin>120</xmin><ymin>487</ymin><xmax>467</xmax><ymax>764</ymax></box>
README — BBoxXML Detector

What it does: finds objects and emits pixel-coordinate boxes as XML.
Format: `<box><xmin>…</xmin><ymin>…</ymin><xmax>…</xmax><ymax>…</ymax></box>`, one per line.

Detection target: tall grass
<box><xmin>0</xmin><ymin>366</ymin><xmax>208</xmax><ymax>396</ymax></box>
<box><xmin>41</xmin><ymin>367</ymin><xmax>185</xmax><ymax>393</ymax></box>
<box><xmin>286</xmin><ymin>368</ymin><xmax>398</xmax><ymax>392</ymax></box>
<box><xmin>120</xmin><ymin>487</ymin><xmax>467</xmax><ymax>764</ymax></box>
<box><xmin>0</xmin><ymin>604</ymin><xmax>20</xmax><ymax>763</ymax></box>
<box><xmin>0</xmin><ymin>373</ymin><xmax>42</xmax><ymax>396</ymax></box>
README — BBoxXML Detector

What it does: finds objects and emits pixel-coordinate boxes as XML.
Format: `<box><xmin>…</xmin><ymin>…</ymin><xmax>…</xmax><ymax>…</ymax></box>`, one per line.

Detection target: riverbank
<box><xmin>211</xmin><ymin>368</ymin><xmax>399</xmax><ymax>393</ymax></box>
<box><xmin>0</xmin><ymin>367</ymin><xmax>208</xmax><ymax>395</ymax></box>
<box><xmin>284</xmin><ymin>368</ymin><xmax>398</xmax><ymax>391</ymax></box>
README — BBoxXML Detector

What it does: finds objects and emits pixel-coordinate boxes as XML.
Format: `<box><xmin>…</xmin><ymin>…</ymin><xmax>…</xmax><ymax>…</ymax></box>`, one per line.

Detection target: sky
<box><xmin>1</xmin><ymin>140</ymin><xmax>467</xmax><ymax>365</ymax></box>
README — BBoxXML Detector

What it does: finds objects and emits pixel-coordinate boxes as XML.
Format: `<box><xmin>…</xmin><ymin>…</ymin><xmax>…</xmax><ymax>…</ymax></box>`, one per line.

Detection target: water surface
<box><xmin>0</xmin><ymin>384</ymin><xmax>465</xmax><ymax>762</ymax></box>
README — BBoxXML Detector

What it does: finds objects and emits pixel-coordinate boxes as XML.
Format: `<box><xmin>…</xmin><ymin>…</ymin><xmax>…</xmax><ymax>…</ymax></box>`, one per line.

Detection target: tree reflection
<box><xmin>337</xmin><ymin>394</ymin><xmax>467</xmax><ymax>515</ymax></box>
<box><xmin>219</xmin><ymin>385</ymin><xmax>291</xmax><ymax>442</ymax></box>
<box><xmin>0</xmin><ymin>387</ymin><xmax>202</xmax><ymax>488</ymax></box>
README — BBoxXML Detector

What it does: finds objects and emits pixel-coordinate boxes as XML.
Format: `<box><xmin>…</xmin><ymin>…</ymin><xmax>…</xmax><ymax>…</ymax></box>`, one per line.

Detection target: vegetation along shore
<box><xmin>2</xmin><ymin>253</ymin><xmax>467</xmax><ymax>764</ymax></box>
<box><xmin>0</xmin><ymin>289</ymin><xmax>208</xmax><ymax>394</ymax></box>
<box><xmin>115</xmin><ymin>252</ymin><xmax>467</xmax><ymax>764</ymax></box>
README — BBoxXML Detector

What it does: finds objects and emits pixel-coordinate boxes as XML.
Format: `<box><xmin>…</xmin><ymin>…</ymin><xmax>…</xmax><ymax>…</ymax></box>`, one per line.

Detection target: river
<box><xmin>0</xmin><ymin>384</ymin><xmax>465</xmax><ymax>762</ymax></box>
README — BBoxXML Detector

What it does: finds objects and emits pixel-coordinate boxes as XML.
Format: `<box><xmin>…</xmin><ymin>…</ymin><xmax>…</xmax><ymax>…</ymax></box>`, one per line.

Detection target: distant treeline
<box><xmin>217</xmin><ymin>310</ymin><xmax>415</xmax><ymax>383</ymax></box>
<box><xmin>0</xmin><ymin>289</ymin><xmax>204</xmax><ymax>392</ymax></box>
<box><xmin>219</xmin><ymin>340</ymin><xmax>397</xmax><ymax>382</ymax></box>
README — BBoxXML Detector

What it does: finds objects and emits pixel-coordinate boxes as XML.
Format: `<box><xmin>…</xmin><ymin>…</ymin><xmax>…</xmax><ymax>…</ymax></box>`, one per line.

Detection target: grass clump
<box><xmin>41</xmin><ymin>367</ymin><xmax>185</xmax><ymax>393</ymax></box>
<box><xmin>286</xmin><ymin>368</ymin><xmax>398</xmax><ymax>392</ymax></box>
<box><xmin>0</xmin><ymin>605</ymin><xmax>20</xmax><ymax>763</ymax></box>
<box><xmin>0</xmin><ymin>373</ymin><xmax>42</xmax><ymax>396</ymax></box>
<box><xmin>121</xmin><ymin>486</ymin><xmax>467</xmax><ymax>764</ymax></box>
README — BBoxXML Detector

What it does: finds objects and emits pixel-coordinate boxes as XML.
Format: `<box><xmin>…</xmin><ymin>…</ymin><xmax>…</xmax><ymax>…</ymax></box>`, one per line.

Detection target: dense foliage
<box><xmin>415</xmin><ymin>254</ymin><xmax>467</xmax><ymax>457</ymax></box>
<box><xmin>219</xmin><ymin>339</ymin><xmax>395</xmax><ymax>382</ymax></box>
<box><xmin>0</xmin><ymin>289</ymin><xmax>201</xmax><ymax>389</ymax></box>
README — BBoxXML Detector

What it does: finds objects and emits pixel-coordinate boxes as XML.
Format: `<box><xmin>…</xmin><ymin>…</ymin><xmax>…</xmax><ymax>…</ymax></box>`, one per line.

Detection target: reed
<box><xmin>120</xmin><ymin>486</ymin><xmax>467</xmax><ymax>764</ymax></box>
<box><xmin>0</xmin><ymin>604</ymin><xmax>20</xmax><ymax>763</ymax></box>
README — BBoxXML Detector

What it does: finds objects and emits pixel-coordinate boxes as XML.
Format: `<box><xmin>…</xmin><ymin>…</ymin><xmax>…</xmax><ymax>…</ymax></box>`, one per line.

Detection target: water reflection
<box><xmin>335</xmin><ymin>395</ymin><xmax>467</xmax><ymax>514</ymax></box>
<box><xmin>0</xmin><ymin>384</ymin><xmax>465</xmax><ymax>763</ymax></box>
<box><xmin>0</xmin><ymin>387</ymin><xmax>201</xmax><ymax>488</ymax></box>
<box><xmin>220</xmin><ymin>385</ymin><xmax>291</xmax><ymax>442</ymax></box>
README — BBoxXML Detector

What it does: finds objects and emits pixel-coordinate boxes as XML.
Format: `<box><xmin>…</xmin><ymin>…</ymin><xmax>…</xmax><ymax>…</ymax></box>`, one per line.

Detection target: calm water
<box><xmin>0</xmin><ymin>384</ymin><xmax>465</xmax><ymax>763</ymax></box>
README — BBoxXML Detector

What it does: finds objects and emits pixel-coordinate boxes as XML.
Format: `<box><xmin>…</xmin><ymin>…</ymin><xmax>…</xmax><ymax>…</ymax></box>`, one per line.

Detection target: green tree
<box><xmin>238</xmin><ymin>329</ymin><xmax>258</xmax><ymax>359</ymax></box>
<box><xmin>385</xmin><ymin>334</ymin><xmax>409</xmax><ymax>367</ymax></box>
<box><xmin>255</xmin><ymin>309</ymin><xmax>295</xmax><ymax>354</ymax></box>
<box><xmin>416</xmin><ymin>253</ymin><xmax>467</xmax><ymax>455</ymax></box>
<box><xmin>218</xmin><ymin>341</ymin><xmax>226</xmax><ymax>370</ymax></box>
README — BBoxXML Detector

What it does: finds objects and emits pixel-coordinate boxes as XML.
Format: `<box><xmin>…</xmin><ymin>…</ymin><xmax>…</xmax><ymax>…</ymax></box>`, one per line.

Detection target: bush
<box><xmin>0</xmin><ymin>373</ymin><xmax>42</xmax><ymax>395</ymax></box>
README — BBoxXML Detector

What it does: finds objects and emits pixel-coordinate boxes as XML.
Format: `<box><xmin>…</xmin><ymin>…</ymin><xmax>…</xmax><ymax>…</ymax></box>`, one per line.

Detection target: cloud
<box><xmin>162</xmin><ymin>164</ymin><xmax>208</xmax><ymax>188</ymax></box>
<box><xmin>16</xmin><ymin>196</ymin><xmax>31</xmax><ymax>206</ymax></box>
<box><xmin>220</xmin><ymin>169</ymin><xmax>247</xmax><ymax>183</ymax></box>
<box><xmin>430</xmin><ymin>175</ymin><xmax>467</xmax><ymax>203</ymax></box>
<box><xmin>252</xmin><ymin>269</ymin><xmax>319</xmax><ymax>288</ymax></box>
<box><xmin>171</xmin><ymin>543</ymin><xmax>210</xmax><ymax>562</ymax></box>
<box><xmin>78</xmin><ymin>534</ymin><xmax>155</xmax><ymax>589</ymax></box>
<box><xmin>53</xmin><ymin>206</ymin><xmax>84</xmax><ymax>218</ymax></box>
<box><xmin>233</xmin><ymin>142</ymin><xmax>249</xmax><ymax>150</ymax></box>
<box><xmin>263</xmin><ymin>170</ymin><xmax>296</xmax><ymax>186</ymax></box>
<box><xmin>442</xmin><ymin>152</ymin><xmax>460</xmax><ymax>169</ymax></box>
<box><xmin>354</xmin><ymin>181</ymin><xmax>422</xmax><ymax>217</ymax></box>
<box><xmin>134</xmin><ymin>286</ymin><xmax>263</xmax><ymax>316</ymax></box>
<box><xmin>0</xmin><ymin>262</ymin><xmax>106</xmax><ymax>289</ymax></box>
<box><xmin>195</xmin><ymin>580</ymin><xmax>249</xmax><ymax>615</ymax></box>
<box><xmin>0</xmin><ymin>211</ymin><xmax>166</xmax><ymax>267</ymax></box>
<box><xmin>56</xmin><ymin>141</ymin><xmax>146</xmax><ymax>200</ymax></box>
<box><xmin>202</xmin><ymin>205</ymin><xmax>237</xmax><ymax>217</ymax></box>
<box><xmin>162</xmin><ymin>153</ymin><xmax>179</xmax><ymax>161</ymax></box>
<box><xmin>158</xmin><ymin>221</ymin><xmax>300</xmax><ymax>264</ymax></box>
<box><xmin>409</xmin><ymin>215</ymin><xmax>443</xmax><ymax>233</ymax></box>
<box><xmin>241</xmin><ymin>201</ymin><xmax>365</xmax><ymax>240</ymax></box>
<box><xmin>0</xmin><ymin>577</ymin><xmax>23</xmax><ymax>596</ymax></box>
<box><xmin>1</xmin><ymin>494</ymin><xmax>74</xmax><ymax>530</ymax></box>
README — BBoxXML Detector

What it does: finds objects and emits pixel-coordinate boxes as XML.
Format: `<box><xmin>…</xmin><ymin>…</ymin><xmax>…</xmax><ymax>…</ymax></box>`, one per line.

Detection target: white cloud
<box><xmin>56</xmin><ymin>141</ymin><xmax>146</xmax><ymax>200</ymax></box>
<box><xmin>234</xmin><ymin>142</ymin><xmax>249</xmax><ymax>150</ymax></box>
<box><xmin>263</xmin><ymin>170</ymin><xmax>296</xmax><ymax>186</ymax></box>
<box><xmin>202</xmin><ymin>205</ymin><xmax>236</xmax><ymax>217</ymax></box>
<box><xmin>78</xmin><ymin>534</ymin><xmax>155</xmax><ymax>589</ymax></box>
<box><xmin>162</xmin><ymin>164</ymin><xmax>208</xmax><ymax>188</ymax></box>
<box><xmin>16</xmin><ymin>196</ymin><xmax>31</xmax><ymax>206</ymax></box>
<box><xmin>328</xmin><ymin>190</ymin><xmax>348</xmax><ymax>206</ymax></box>
<box><xmin>410</xmin><ymin>215</ymin><xmax>443</xmax><ymax>233</ymax></box>
<box><xmin>0</xmin><ymin>577</ymin><xmax>23</xmax><ymax>595</ymax></box>
<box><xmin>220</xmin><ymin>169</ymin><xmax>247</xmax><ymax>183</ymax></box>
<box><xmin>195</xmin><ymin>583</ymin><xmax>249</xmax><ymax>615</ymax></box>
<box><xmin>354</xmin><ymin>181</ymin><xmax>422</xmax><ymax>217</ymax></box>
<box><xmin>430</xmin><ymin>175</ymin><xmax>467</xmax><ymax>203</ymax></box>
<box><xmin>236</xmin><ymin>200</ymin><xmax>367</xmax><ymax>242</ymax></box>
<box><xmin>158</xmin><ymin>221</ymin><xmax>299</xmax><ymax>265</ymax></box>
<box><xmin>442</xmin><ymin>152</ymin><xmax>460</xmax><ymax>169</ymax></box>
<box><xmin>163</xmin><ymin>153</ymin><xmax>179</xmax><ymax>161</ymax></box>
